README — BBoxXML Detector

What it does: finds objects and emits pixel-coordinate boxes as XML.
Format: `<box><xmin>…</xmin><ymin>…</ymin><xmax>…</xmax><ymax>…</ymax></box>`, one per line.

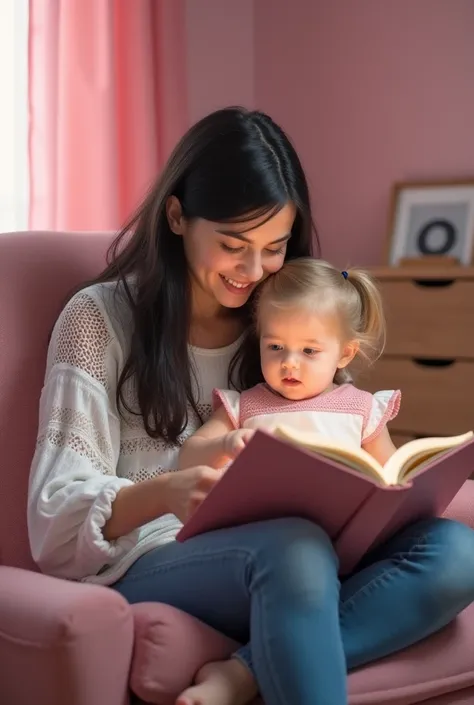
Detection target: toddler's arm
<box><xmin>178</xmin><ymin>406</ymin><xmax>254</xmax><ymax>470</ymax></box>
<box><xmin>362</xmin><ymin>426</ymin><xmax>397</xmax><ymax>465</ymax></box>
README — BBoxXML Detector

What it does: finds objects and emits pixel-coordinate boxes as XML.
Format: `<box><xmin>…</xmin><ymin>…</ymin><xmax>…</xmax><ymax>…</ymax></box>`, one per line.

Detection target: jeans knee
<box><xmin>247</xmin><ymin>517</ymin><xmax>339</xmax><ymax>601</ymax></box>
<box><xmin>421</xmin><ymin>518</ymin><xmax>474</xmax><ymax>610</ymax></box>
<box><xmin>252</xmin><ymin>517</ymin><xmax>335</xmax><ymax>555</ymax></box>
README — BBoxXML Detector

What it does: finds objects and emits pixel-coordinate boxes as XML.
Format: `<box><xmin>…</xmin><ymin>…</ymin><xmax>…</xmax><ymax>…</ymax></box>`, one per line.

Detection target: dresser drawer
<box><xmin>361</xmin><ymin>358</ymin><xmax>474</xmax><ymax>436</ymax></box>
<box><xmin>379</xmin><ymin>279</ymin><xmax>474</xmax><ymax>359</ymax></box>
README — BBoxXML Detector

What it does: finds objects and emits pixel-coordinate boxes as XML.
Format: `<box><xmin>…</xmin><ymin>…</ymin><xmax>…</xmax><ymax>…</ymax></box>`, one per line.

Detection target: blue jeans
<box><xmin>112</xmin><ymin>517</ymin><xmax>474</xmax><ymax>705</ymax></box>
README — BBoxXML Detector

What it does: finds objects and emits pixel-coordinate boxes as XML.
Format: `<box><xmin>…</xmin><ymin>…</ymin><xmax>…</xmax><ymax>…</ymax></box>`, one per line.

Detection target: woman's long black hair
<box><xmin>82</xmin><ymin>107</ymin><xmax>320</xmax><ymax>443</ymax></box>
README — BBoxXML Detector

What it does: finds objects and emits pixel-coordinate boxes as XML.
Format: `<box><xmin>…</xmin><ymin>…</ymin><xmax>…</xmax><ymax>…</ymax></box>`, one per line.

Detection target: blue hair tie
<box><xmin>342</xmin><ymin>270</ymin><xmax>348</xmax><ymax>279</ymax></box>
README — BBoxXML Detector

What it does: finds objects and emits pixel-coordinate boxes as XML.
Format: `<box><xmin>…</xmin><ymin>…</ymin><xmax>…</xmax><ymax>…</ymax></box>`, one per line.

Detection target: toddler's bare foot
<box><xmin>175</xmin><ymin>657</ymin><xmax>258</xmax><ymax>705</ymax></box>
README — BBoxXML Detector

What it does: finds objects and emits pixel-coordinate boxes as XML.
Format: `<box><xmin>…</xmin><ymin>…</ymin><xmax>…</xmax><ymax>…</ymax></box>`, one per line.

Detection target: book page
<box><xmin>273</xmin><ymin>426</ymin><xmax>388</xmax><ymax>484</ymax></box>
<box><xmin>274</xmin><ymin>427</ymin><xmax>473</xmax><ymax>488</ymax></box>
<box><xmin>382</xmin><ymin>431</ymin><xmax>474</xmax><ymax>486</ymax></box>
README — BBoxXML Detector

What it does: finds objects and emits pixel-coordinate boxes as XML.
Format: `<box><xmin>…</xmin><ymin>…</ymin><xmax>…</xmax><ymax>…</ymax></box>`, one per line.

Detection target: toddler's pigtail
<box><xmin>344</xmin><ymin>268</ymin><xmax>386</xmax><ymax>366</ymax></box>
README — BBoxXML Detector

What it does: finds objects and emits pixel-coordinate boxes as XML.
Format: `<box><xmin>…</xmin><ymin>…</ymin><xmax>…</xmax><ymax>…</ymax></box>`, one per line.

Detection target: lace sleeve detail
<box><xmin>36</xmin><ymin>404</ymin><xmax>114</xmax><ymax>476</ymax></box>
<box><xmin>28</xmin><ymin>290</ymin><xmax>138</xmax><ymax>580</ymax></box>
<box><xmin>39</xmin><ymin>291</ymin><xmax>117</xmax><ymax>475</ymax></box>
<box><xmin>48</xmin><ymin>291</ymin><xmax>113</xmax><ymax>389</ymax></box>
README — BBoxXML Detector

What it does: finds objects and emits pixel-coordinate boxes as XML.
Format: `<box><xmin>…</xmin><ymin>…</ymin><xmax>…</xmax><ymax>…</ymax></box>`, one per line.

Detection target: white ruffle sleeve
<box><xmin>27</xmin><ymin>290</ymin><xmax>139</xmax><ymax>580</ymax></box>
<box><xmin>362</xmin><ymin>389</ymin><xmax>401</xmax><ymax>443</ymax></box>
<box><xmin>212</xmin><ymin>388</ymin><xmax>241</xmax><ymax>429</ymax></box>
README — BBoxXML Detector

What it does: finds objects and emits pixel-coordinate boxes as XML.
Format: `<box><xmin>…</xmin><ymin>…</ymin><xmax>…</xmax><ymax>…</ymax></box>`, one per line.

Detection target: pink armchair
<box><xmin>1</xmin><ymin>230</ymin><xmax>474</xmax><ymax>705</ymax></box>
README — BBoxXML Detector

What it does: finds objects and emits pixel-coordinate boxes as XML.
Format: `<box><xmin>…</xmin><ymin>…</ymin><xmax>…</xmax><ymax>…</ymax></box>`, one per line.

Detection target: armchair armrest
<box><xmin>0</xmin><ymin>566</ymin><xmax>134</xmax><ymax>705</ymax></box>
<box><xmin>443</xmin><ymin>480</ymin><xmax>474</xmax><ymax>529</ymax></box>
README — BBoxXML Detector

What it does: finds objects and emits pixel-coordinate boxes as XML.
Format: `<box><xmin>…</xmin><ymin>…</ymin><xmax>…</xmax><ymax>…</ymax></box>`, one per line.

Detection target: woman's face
<box><xmin>168</xmin><ymin>199</ymin><xmax>297</xmax><ymax>313</ymax></box>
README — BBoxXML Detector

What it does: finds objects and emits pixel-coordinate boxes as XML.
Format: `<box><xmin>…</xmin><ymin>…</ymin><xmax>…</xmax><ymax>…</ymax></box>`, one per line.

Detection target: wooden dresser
<box><xmin>359</xmin><ymin>265</ymin><xmax>474</xmax><ymax>447</ymax></box>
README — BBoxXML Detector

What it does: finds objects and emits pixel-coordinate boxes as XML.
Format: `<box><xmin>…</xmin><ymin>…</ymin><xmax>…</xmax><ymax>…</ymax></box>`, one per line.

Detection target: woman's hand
<box><xmin>224</xmin><ymin>429</ymin><xmax>256</xmax><ymax>460</ymax></box>
<box><xmin>162</xmin><ymin>465</ymin><xmax>223</xmax><ymax>523</ymax></box>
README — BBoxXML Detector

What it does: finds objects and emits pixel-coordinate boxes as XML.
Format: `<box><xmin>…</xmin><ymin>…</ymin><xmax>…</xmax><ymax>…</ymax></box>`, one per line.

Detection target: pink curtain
<box><xmin>28</xmin><ymin>0</ymin><xmax>188</xmax><ymax>231</ymax></box>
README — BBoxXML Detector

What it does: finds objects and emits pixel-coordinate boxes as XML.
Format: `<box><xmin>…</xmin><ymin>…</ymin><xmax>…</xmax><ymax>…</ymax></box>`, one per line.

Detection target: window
<box><xmin>0</xmin><ymin>0</ymin><xmax>29</xmax><ymax>232</ymax></box>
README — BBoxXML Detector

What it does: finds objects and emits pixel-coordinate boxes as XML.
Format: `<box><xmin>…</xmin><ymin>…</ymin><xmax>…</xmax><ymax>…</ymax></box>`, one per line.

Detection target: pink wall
<box><xmin>185</xmin><ymin>0</ymin><xmax>254</xmax><ymax>124</ymax></box>
<box><xmin>255</xmin><ymin>0</ymin><xmax>474</xmax><ymax>266</ymax></box>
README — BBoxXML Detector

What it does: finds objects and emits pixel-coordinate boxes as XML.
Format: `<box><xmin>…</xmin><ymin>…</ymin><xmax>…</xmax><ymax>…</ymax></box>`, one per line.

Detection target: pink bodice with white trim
<box><xmin>213</xmin><ymin>383</ymin><xmax>401</xmax><ymax>449</ymax></box>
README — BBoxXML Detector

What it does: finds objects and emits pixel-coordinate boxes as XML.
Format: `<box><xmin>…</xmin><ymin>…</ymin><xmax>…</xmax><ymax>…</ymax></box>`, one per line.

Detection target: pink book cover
<box><xmin>177</xmin><ymin>431</ymin><xmax>474</xmax><ymax>574</ymax></box>
<box><xmin>336</xmin><ymin>436</ymin><xmax>474</xmax><ymax>573</ymax></box>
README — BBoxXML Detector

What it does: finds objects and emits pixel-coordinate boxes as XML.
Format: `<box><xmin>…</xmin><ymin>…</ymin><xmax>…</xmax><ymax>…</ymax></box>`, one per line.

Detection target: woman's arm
<box><xmin>102</xmin><ymin>475</ymin><xmax>173</xmax><ymax>541</ymax></box>
<box><xmin>103</xmin><ymin>465</ymin><xmax>221</xmax><ymax>540</ymax></box>
<box><xmin>178</xmin><ymin>406</ymin><xmax>253</xmax><ymax>470</ymax></box>
<box><xmin>27</xmin><ymin>293</ymin><xmax>137</xmax><ymax>579</ymax></box>
<box><xmin>28</xmin><ymin>291</ymin><xmax>223</xmax><ymax>577</ymax></box>
<box><xmin>29</xmin><ymin>292</ymin><xmax>198</xmax><ymax>579</ymax></box>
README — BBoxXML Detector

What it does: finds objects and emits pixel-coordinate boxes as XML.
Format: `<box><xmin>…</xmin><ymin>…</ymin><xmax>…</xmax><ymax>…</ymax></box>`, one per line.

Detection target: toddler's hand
<box><xmin>224</xmin><ymin>429</ymin><xmax>255</xmax><ymax>459</ymax></box>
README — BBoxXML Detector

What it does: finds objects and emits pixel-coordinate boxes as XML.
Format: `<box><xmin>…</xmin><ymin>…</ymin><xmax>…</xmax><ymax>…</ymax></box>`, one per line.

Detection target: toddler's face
<box><xmin>259</xmin><ymin>304</ymin><xmax>357</xmax><ymax>400</ymax></box>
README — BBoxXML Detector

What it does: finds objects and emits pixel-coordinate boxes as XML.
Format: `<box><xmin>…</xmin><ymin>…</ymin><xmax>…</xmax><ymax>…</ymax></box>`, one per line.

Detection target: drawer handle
<box><xmin>413</xmin><ymin>279</ymin><xmax>455</xmax><ymax>288</ymax></box>
<box><xmin>412</xmin><ymin>358</ymin><xmax>455</xmax><ymax>368</ymax></box>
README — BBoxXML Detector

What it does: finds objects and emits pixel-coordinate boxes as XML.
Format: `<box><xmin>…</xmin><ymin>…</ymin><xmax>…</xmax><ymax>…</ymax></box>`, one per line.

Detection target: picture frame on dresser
<box><xmin>387</xmin><ymin>180</ymin><xmax>474</xmax><ymax>267</ymax></box>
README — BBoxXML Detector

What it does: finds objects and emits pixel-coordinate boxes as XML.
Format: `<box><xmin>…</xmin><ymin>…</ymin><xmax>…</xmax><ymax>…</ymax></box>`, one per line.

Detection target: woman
<box><xmin>27</xmin><ymin>107</ymin><xmax>474</xmax><ymax>705</ymax></box>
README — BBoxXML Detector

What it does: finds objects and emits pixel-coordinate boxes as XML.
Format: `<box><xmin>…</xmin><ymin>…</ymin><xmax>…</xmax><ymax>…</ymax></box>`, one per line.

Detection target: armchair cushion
<box><xmin>0</xmin><ymin>566</ymin><xmax>134</xmax><ymax>705</ymax></box>
<box><xmin>130</xmin><ymin>603</ymin><xmax>241</xmax><ymax>705</ymax></box>
<box><xmin>130</xmin><ymin>599</ymin><xmax>474</xmax><ymax>705</ymax></box>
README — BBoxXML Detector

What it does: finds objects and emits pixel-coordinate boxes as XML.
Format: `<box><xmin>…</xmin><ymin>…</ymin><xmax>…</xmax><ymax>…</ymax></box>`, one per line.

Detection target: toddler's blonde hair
<box><xmin>255</xmin><ymin>257</ymin><xmax>386</xmax><ymax>383</ymax></box>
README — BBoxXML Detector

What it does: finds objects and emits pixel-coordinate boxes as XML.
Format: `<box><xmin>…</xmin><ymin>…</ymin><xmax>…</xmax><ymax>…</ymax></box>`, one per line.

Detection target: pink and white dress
<box><xmin>213</xmin><ymin>383</ymin><xmax>401</xmax><ymax>450</ymax></box>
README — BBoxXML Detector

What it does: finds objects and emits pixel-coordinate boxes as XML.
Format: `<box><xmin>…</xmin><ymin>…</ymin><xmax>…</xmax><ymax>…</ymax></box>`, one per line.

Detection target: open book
<box><xmin>177</xmin><ymin>427</ymin><xmax>474</xmax><ymax>575</ymax></box>
<box><xmin>273</xmin><ymin>427</ymin><xmax>474</xmax><ymax>487</ymax></box>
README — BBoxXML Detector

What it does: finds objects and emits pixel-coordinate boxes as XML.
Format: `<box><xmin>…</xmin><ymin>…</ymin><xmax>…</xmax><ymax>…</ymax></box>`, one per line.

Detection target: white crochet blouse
<box><xmin>27</xmin><ymin>281</ymin><xmax>242</xmax><ymax>585</ymax></box>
